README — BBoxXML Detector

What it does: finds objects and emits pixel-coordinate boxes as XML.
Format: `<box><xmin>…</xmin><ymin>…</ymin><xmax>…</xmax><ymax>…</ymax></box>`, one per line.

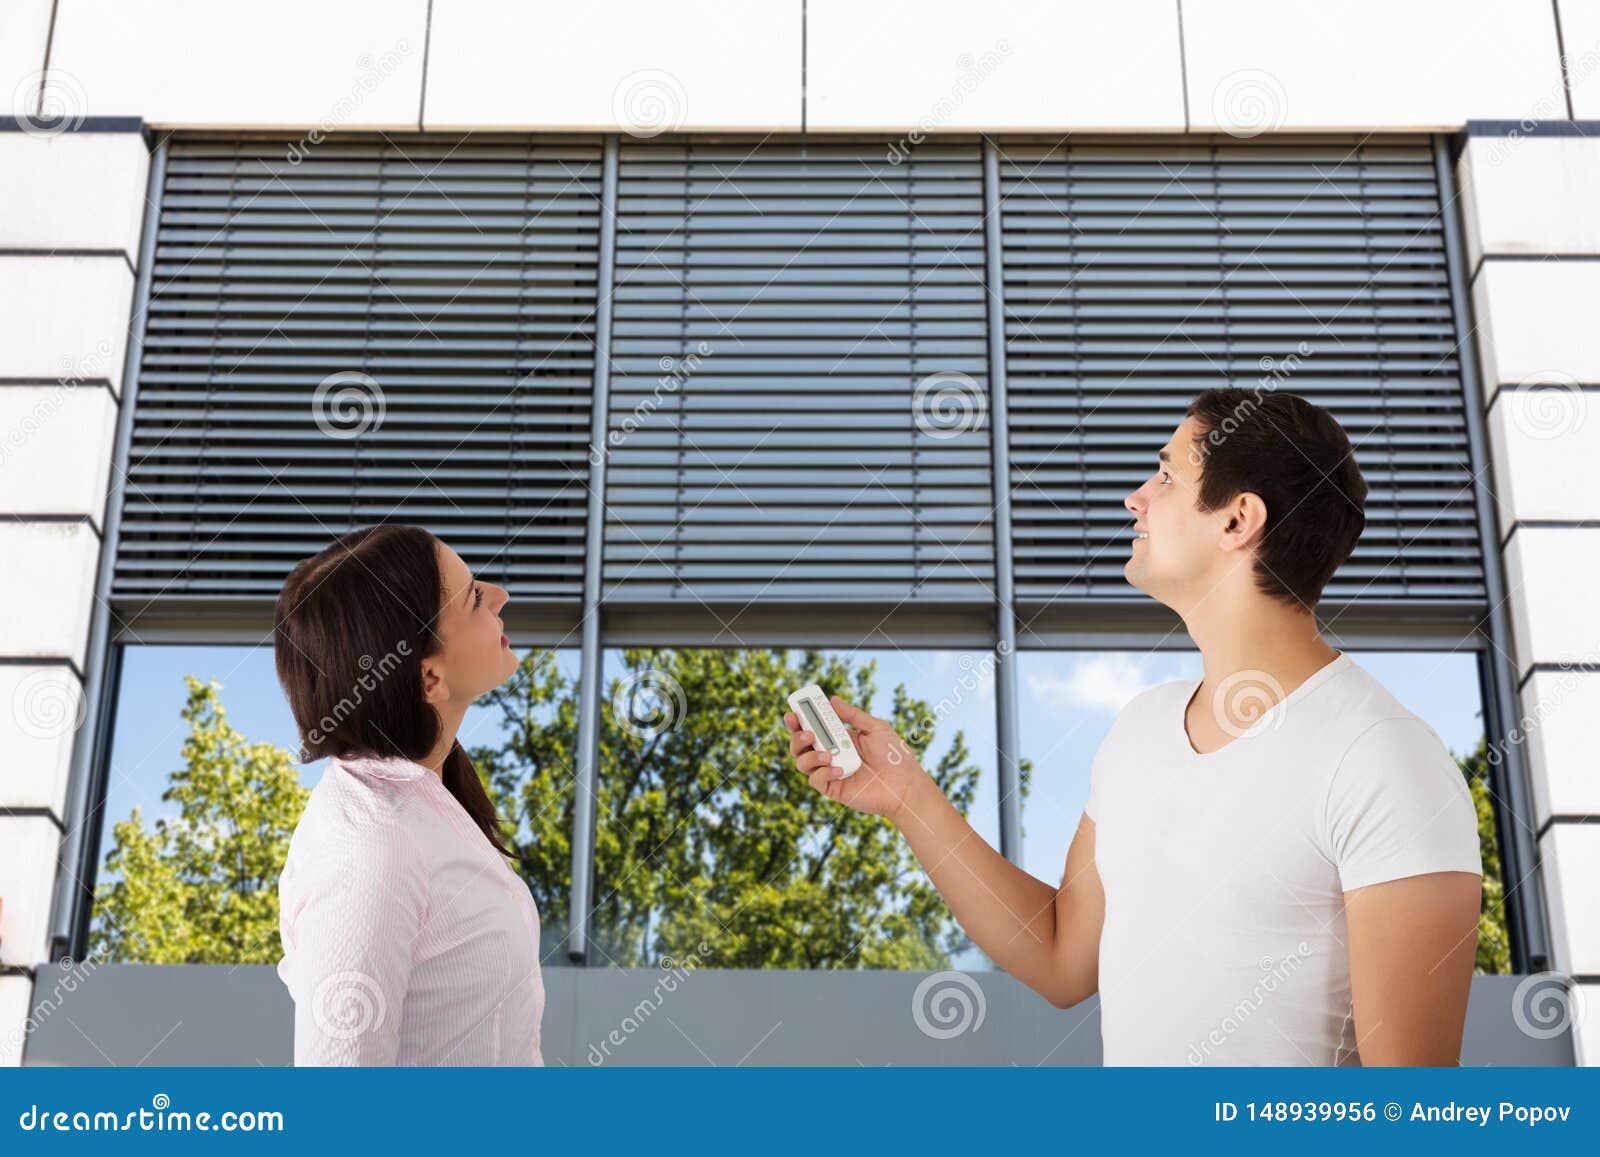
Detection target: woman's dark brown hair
<box><xmin>273</xmin><ymin>523</ymin><xmax>510</xmax><ymax>855</ymax></box>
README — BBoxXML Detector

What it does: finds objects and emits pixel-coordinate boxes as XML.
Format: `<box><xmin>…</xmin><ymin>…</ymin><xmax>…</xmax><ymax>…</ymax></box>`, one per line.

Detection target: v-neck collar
<box><xmin>1176</xmin><ymin>651</ymin><xmax>1350</xmax><ymax>759</ymax></box>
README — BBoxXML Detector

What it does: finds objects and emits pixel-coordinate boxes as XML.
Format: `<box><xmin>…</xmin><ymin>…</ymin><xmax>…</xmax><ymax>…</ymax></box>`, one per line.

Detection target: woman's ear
<box><xmin>1219</xmin><ymin>491</ymin><xmax>1269</xmax><ymax>553</ymax></box>
<box><xmin>419</xmin><ymin>654</ymin><xmax>449</xmax><ymax>706</ymax></box>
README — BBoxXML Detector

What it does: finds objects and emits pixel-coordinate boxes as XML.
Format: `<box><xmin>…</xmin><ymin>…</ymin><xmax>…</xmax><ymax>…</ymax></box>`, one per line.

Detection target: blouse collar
<box><xmin>332</xmin><ymin>751</ymin><xmax>436</xmax><ymax>783</ymax></box>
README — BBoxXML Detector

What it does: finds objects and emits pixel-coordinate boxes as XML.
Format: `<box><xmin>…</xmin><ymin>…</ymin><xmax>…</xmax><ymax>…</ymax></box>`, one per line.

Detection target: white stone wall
<box><xmin>1458</xmin><ymin>127</ymin><xmax>1600</xmax><ymax>1066</ymax></box>
<box><xmin>0</xmin><ymin>128</ymin><xmax>150</xmax><ymax>1065</ymax></box>
<box><xmin>4</xmin><ymin>0</ymin><xmax>1586</xmax><ymax>134</ymax></box>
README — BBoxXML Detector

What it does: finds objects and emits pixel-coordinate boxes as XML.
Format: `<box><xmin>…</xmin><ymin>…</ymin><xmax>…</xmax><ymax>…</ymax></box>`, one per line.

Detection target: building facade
<box><xmin>1</xmin><ymin>0</ymin><xmax>1596</xmax><ymax>1065</ymax></box>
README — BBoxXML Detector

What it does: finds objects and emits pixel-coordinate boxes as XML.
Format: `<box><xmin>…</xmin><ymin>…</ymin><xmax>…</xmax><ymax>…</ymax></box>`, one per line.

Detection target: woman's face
<box><xmin>424</xmin><ymin>541</ymin><xmax>517</xmax><ymax>708</ymax></box>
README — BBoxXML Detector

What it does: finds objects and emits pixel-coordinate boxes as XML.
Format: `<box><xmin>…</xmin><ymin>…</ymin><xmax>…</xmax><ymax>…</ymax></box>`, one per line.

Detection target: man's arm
<box><xmin>898</xmin><ymin>783</ymin><xmax>1105</xmax><ymax>1007</ymax></box>
<box><xmin>786</xmin><ymin>696</ymin><xmax>1104</xmax><ymax>1008</ymax></box>
<box><xmin>1344</xmin><ymin>870</ymin><xmax>1481</xmax><ymax>1065</ymax></box>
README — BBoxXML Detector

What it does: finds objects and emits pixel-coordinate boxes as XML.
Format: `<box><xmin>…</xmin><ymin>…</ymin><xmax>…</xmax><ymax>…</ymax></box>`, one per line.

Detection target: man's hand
<box><xmin>783</xmin><ymin>695</ymin><xmax>938</xmax><ymax>824</ymax></box>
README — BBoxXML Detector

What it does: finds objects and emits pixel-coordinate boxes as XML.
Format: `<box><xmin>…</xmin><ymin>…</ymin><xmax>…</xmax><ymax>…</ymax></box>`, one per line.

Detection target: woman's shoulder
<box><xmin>283</xmin><ymin>757</ymin><xmax>443</xmax><ymax>882</ymax></box>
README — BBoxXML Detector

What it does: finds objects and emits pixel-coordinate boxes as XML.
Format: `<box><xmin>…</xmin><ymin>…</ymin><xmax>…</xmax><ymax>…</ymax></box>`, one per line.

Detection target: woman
<box><xmin>272</xmin><ymin>524</ymin><xmax>544</xmax><ymax>1065</ymax></box>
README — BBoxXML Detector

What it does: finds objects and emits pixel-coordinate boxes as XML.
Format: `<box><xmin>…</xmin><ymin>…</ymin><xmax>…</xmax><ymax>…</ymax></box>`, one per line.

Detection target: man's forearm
<box><xmin>892</xmin><ymin>778</ymin><xmax>1074</xmax><ymax>1002</ymax></box>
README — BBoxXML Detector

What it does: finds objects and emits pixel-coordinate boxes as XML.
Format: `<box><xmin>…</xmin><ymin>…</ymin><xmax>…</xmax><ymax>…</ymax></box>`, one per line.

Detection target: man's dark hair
<box><xmin>1184</xmin><ymin>388</ymin><xmax>1368</xmax><ymax>609</ymax></box>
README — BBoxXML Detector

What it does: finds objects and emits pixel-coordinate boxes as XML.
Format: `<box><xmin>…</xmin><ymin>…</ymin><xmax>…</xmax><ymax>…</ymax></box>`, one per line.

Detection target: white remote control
<box><xmin>786</xmin><ymin>684</ymin><xmax>862</xmax><ymax>777</ymax></box>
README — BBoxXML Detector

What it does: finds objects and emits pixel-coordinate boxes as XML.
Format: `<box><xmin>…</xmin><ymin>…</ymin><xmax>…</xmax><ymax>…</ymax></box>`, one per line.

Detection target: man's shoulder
<box><xmin>1108</xmin><ymin>676</ymin><xmax>1195</xmax><ymax>728</ymax></box>
<box><xmin>1312</xmin><ymin>658</ymin><xmax>1443</xmax><ymax>752</ymax></box>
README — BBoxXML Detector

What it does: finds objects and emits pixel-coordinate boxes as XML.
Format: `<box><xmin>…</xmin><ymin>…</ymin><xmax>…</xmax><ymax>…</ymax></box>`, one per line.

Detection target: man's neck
<box><xmin>1182</xmin><ymin>594</ymin><xmax>1339</xmax><ymax>693</ymax></box>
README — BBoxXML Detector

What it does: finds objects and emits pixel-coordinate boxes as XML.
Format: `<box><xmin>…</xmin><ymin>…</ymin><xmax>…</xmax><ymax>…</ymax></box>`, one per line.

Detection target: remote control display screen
<box><xmin>798</xmin><ymin>698</ymin><xmax>838</xmax><ymax>751</ymax></box>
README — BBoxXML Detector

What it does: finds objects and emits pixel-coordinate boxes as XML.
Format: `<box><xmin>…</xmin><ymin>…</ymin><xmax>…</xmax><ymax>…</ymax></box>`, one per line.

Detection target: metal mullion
<box><xmin>567</xmin><ymin>135</ymin><xmax>621</xmax><ymax>964</ymax></box>
<box><xmin>983</xmin><ymin>138</ymin><xmax>1023</xmax><ymax>866</ymax></box>
<box><xmin>1433</xmin><ymin>135</ymin><xmax>1551</xmax><ymax>974</ymax></box>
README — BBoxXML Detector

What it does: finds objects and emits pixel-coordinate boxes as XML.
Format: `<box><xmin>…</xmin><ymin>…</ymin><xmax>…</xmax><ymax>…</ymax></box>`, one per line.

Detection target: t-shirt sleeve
<box><xmin>1323</xmin><ymin>716</ymin><xmax>1483</xmax><ymax>893</ymax></box>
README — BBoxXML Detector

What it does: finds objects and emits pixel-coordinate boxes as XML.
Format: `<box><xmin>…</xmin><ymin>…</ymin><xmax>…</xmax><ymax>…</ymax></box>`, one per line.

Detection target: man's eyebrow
<box><xmin>1158</xmin><ymin>448</ymin><xmax>1171</xmax><ymax>464</ymax></box>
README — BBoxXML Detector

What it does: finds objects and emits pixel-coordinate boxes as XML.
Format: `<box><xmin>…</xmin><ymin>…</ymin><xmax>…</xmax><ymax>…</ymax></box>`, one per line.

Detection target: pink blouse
<box><xmin>276</xmin><ymin>752</ymin><xmax>544</xmax><ymax>1066</ymax></box>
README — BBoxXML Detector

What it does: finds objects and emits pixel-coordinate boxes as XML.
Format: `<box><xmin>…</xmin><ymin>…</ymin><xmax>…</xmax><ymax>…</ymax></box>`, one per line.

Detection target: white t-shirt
<box><xmin>1084</xmin><ymin>651</ymin><xmax>1481</xmax><ymax>1066</ymax></box>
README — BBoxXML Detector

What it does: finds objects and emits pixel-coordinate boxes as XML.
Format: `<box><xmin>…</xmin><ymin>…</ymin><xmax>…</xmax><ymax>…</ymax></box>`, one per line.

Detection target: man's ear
<box><xmin>1218</xmin><ymin>491</ymin><xmax>1268</xmax><ymax>553</ymax></box>
<box><xmin>420</xmin><ymin>654</ymin><xmax>449</xmax><ymax>706</ymax></box>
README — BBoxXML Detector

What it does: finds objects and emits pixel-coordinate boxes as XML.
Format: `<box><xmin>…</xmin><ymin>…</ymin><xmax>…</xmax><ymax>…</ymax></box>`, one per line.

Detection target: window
<box><xmin>88</xmin><ymin>644</ymin><xmax>577</xmax><ymax>969</ymax></box>
<box><xmin>589</xmin><ymin>646</ymin><xmax>999</xmax><ymax>970</ymax></box>
<box><xmin>1016</xmin><ymin>649</ymin><xmax>1508</xmax><ymax>972</ymax></box>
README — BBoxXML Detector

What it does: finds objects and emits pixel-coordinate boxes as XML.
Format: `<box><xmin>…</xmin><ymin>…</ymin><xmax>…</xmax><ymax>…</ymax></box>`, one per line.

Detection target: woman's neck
<box><xmin>419</xmin><ymin>702</ymin><xmax>468</xmax><ymax>779</ymax></box>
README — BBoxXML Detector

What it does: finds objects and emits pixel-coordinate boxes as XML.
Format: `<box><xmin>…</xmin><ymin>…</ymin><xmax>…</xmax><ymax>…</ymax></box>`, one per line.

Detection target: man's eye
<box><xmin>1160</xmin><ymin>471</ymin><xmax>1173</xmax><ymax>485</ymax></box>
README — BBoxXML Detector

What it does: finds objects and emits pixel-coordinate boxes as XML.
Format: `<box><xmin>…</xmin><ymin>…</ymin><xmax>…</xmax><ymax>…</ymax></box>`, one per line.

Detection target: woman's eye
<box><xmin>473</xmin><ymin>585</ymin><xmax>482</xmax><ymax>610</ymax></box>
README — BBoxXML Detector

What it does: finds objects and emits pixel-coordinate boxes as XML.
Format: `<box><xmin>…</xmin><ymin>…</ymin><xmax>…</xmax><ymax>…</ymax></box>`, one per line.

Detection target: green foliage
<box><xmin>1457</xmin><ymin>737</ymin><xmax>1512</xmax><ymax>975</ymax></box>
<box><xmin>474</xmin><ymin>648</ymin><xmax>1018</xmax><ymax>970</ymax></box>
<box><xmin>91</xmin><ymin>677</ymin><xmax>308</xmax><ymax>963</ymax></box>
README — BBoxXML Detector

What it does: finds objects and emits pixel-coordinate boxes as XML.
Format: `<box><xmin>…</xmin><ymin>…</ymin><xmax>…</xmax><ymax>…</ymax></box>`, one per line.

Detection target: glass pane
<box><xmin>590</xmin><ymin>647</ymin><xmax>1000</xmax><ymax>970</ymax></box>
<box><xmin>90</xmin><ymin>644</ymin><xmax>576</xmax><ymax>968</ymax></box>
<box><xmin>1016</xmin><ymin>649</ymin><xmax>1507</xmax><ymax>972</ymax></box>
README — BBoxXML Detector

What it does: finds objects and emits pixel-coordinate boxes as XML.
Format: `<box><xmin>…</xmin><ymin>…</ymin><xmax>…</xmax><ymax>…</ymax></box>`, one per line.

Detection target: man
<box><xmin>785</xmin><ymin>388</ymin><xmax>1483</xmax><ymax>1065</ymax></box>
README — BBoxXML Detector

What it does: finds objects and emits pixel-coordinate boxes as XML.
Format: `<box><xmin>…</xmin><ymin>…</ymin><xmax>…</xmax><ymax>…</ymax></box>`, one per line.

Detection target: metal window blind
<box><xmin>601</xmin><ymin>140</ymin><xmax>996</xmax><ymax>603</ymax></box>
<box><xmin>114</xmin><ymin>135</ymin><xmax>1485</xmax><ymax>617</ymax></box>
<box><xmin>999</xmin><ymin>139</ymin><xmax>1484</xmax><ymax>604</ymax></box>
<box><xmin>114</xmin><ymin>137</ymin><xmax>603</xmax><ymax>602</ymax></box>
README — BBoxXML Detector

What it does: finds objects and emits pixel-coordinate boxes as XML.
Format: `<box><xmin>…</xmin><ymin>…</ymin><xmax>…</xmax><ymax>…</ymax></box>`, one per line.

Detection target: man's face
<box><xmin>1122</xmin><ymin>417</ymin><xmax>1230</xmax><ymax>610</ymax></box>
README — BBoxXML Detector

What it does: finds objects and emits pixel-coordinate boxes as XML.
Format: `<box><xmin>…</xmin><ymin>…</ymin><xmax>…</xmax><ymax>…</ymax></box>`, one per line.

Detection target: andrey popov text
<box><xmin>1215</xmin><ymin>1101</ymin><xmax>1574</xmax><ymax>1126</ymax></box>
